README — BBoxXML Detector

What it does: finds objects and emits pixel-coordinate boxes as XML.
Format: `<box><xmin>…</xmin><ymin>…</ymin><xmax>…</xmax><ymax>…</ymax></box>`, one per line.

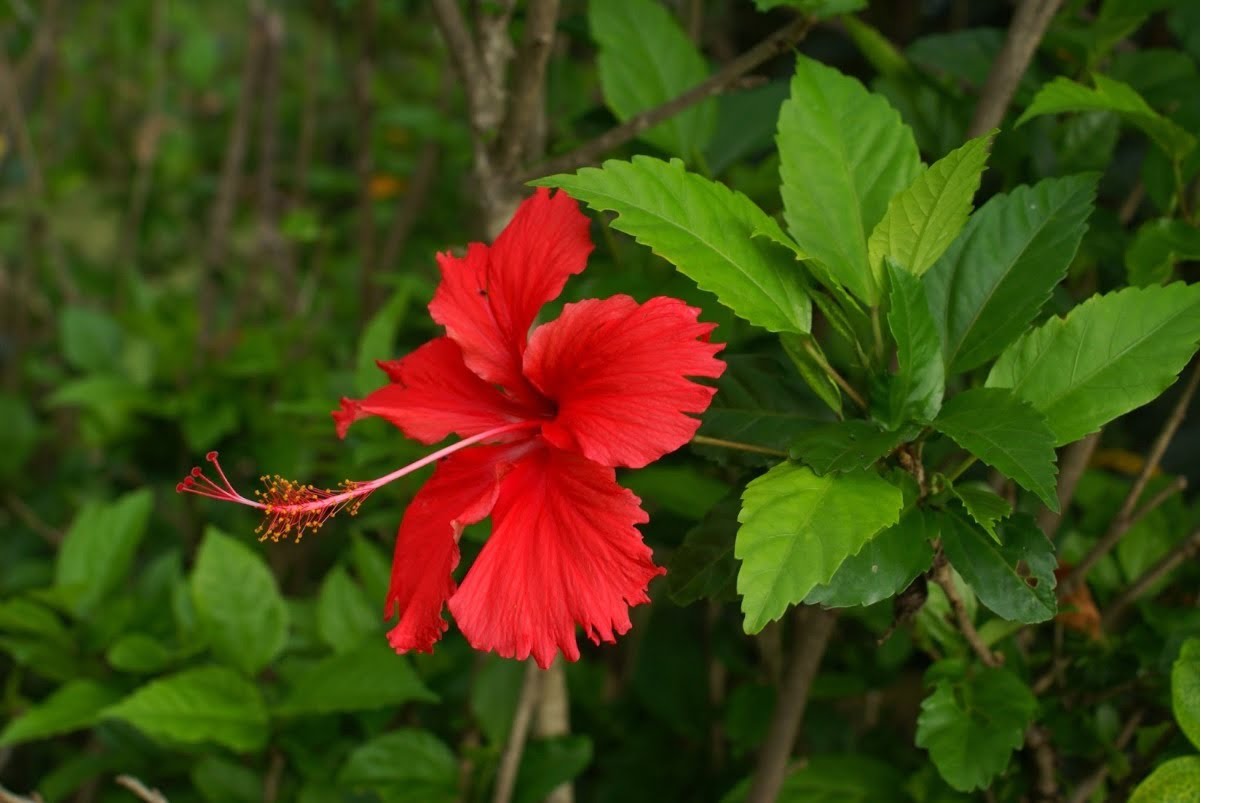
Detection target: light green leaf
<box><xmin>355</xmin><ymin>290</ymin><xmax>409</xmax><ymax>395</ymax></box>
<box><xmin>107</xmin><ymin>634</ymin><xmax>177</xmax><ymax>674</ymax></box>
<box><xmin>952</xmin><ymin>483</ymin><xmax>1012</xmax><ymax>542</ymax></box>
<box><xmin>1172</xmin><ymin>638</ymin><xmax>1199</xmax><ymax>749</ymax></box>
<box><xmin>754</xmin><ymin>0</ymin><xmax>866</xmax><ymax>15</ymax></box>
<box><xmin>277</xmin><ymin>641</ymin><xmax>437</xmax><ymax>715</ymax></box>
<box><xmin>190</xmin><ymin>528</ymin><xmax>289</xmax><ymax>675</ymax></box>
<box><xmin>1019</xmin><ymin>74</ymin><xmax>1196</xmax><ymax>162</ymax></box>
<box><xmin>934</xmin><ymin>388</ymin><xmax>1059</xmax><ymax>511</ymax></box>
<box><xmin>882</xmin><ymin>260</ymin><xmax>944</xmax><ymax>427</ymax></box>
<box><xmin>790</xmin><ymin>420</ymin><xmax>907</xmax><ymax>475</ymax></box>
<box><xmin>1127</xmin><ymin>218</ymin><xmax>1199</xmax><ymax>287</ymax></box>
<box><xmin>316</xmin><ymin>565</ymin><xmax>380</xmax><ymax>653</ymax></box>
<box><xmin>589</xmin><ymin>0</ymin><xmax>714</xmax><ymax>161</ymax></box>
<box><xmin>736</xmin><ymin>462</ymin><xmax>903</xmax><ymax>632</ymax></box>
<box><xmin>0</xmin><ymin>680</ymin><xmax>120</xmax><ymax>747</ymax></box>
<box><xmin>916</xmin><ymin>667</ymin><xmax>1037</xmax><ymax>791</ymax></box>
<box><xmin>806</xmin><ymin>507</ymin><xmax>936</xmax><ymax>609</ymax></box>
<box><xmin>339</xmin><ymin>729</ymin><xmax>458</xmax><ymax>803</ymax></box>
<box><xmin>668</xmin><ymin>498</ymin><xmax>741</xmax><ymax>606</ymax></box>
<box><xmin>103</xmin><ymin>666</ymin><xmax>268</xmax><ymax>753</ymax></box>
<box><xmin>535</xmin><ymin>156</ymin><xmax>811</xmax><ymax>333</ymax></box>
<box><xmin>1129</xmin><ymin>756</ymin><xmax>1199</xmax><ymax>803</ymax></box>
<box><xmin>778</xmin><ymin>55</ymin><xmax>922</xmax><ymax>304</ymax></box>
<box><xmin>941</xmin><ymin>514</ymin><xmax>1056</xmax><ymax>623</ymax></box>
<box><xmin>986</xmin><ymin>283</ymin><xmax>1200</xmax><ymax>445</ymax></box>
<box><xmin>868</xmin><ymin>134</ymin><xmax>993</xmax><ymax>278</ymax></box>
<box><xmin>924</xmin><ymin>175</ymin><xmax>1098</xmax><ymax>373</ymax></box>
<box><xmin>54</xmin><ymin>489</ymin><xmax>154</xmax><ymax>615</ymax></box>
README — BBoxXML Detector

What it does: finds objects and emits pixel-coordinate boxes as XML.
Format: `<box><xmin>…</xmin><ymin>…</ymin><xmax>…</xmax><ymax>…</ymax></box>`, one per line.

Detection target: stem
<box><xmin>801</xmin><ymin>337</ymin><xmax>868</xmax><ymax>412</ymax></box>
<box><xmin>966</xmin><ymin>0</ymin><xmax>1064</xmax><ymax>137</ymax></box>
<box><xmin>692</xmin><ymin>435</ymin><xmax>788</xmax><ymax>458</ymax></box>
<box><xmin>946</xmin><ymin>454</ymin><xmax>978</xmax><ymax>485</ymax></box>
<box><xmin>492</xmin><ymin>662</ymin><xmax>542</xmax><ymax>803</ymax></box>
<box><xmin>1102</xmin><ymin>529</ymin><xmax>1199</xmax><ymax>630</ymax></box>
<box><xmin>933</xmin><ymin>557</ymin><xmax>1001</xmax><ymax>667</ymax></box>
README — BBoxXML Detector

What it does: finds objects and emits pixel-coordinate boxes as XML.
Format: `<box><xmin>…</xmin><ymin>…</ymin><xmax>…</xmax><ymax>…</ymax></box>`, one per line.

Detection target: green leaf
<box><xmin>941</xmin><ymin>514</ymin><xmax>1057</xmax><ymax>623</ymax></box>
<box><xmin>790</xmin><ymin>419</ymin><xmax>907</xmax><ymax>475</ymax></box>
<box><xmin>316</xmin><ymin>564</ymin><xmax>380</xmax><ymax>653</ymax></box>
<box><xmin>780</xmin><ymin>334</ymin><xmax>843</xmax><ymax>416</ymax></box>
<box><xmin>1019</xmin><ymin>74</ymin><xmax>1196</xmax><ymax>162</ymax></box>
<box><xmin>103</xmin><ymin>666</ymin><xmax>268</xmax><ymax>753</ymax></box>
<box><xmin>471</xmin><ymin>658</ymin><xmax>526</xmax><ymax>746</ymax></box>
<box><xmin>0</xmin><ymin>680</ymin><xmax>120</xmax><ymax>747</ymax></box>
<box><xmin>535</xmin><ymin>156</ymin><xmax>811</xmax><ymax>333</ymax></box>
<box><xmin>338</xmin><ymin>729</ymin><xmax>458</xmax><ymax>803</ymax></box>
<box><xmin>1127</xmin><ymin>218</ymin><xmax>1199</xmax><ymax>287</ymax></box>
<box><xmin>736</xmin><ymin>462</ymin><xmax>903</xmax><ymax>632</ymax></box>
<box><xmin>778</xmin><ymin>55</ymin><xmax>922</xmax><ymax>304</ymax></box>
<box><xmin>986</xmin><ymin>283</ymin><xmax>1200</xmax><ymax>445</ymax></box>
<box><xmin>355</xmin><ymin>290</ymin><xmax>409</xmax><ymax>395</ymax></box>
<box><xmin>515</xmin><ymin>736</ymin><xmax>595</xmax><ymax>803</ymax></box>
<box><xmin>619</xmin><ymin>464</ymin><xmax>729</xmax><ymax>522</ymax></box>
<box><xmin>868</xmin><ymin>133</ymin><xmax>993</xmax><ymax>278</ymax></box>
<box><xmin>668</xmin><ymin>498</ymin><xmax>741</xmax><ymax>606</ymax></box>
<box><xmin>59</xmin><ymin>307</ymin><xmax>124</xmax><ymax>372</ymax></box>
<box><xmin>277</xmin><ymin>640</ymin><xmax>437</xmax><ymax>715</ymax></box>
<box><xmin>589</xmin><ymin>0</ymin><xmax>714</xmax><ymax>161</ymax></box>
<box><xmin>107</xmin><ymin>634</ymin><xmax>177</xmax><ymax>674</ymax></box>
<box><xmin>934</xmin><ymin>388</ymin><xmax>1059</xmax><ymax>511</ymax></box>
<box><xmin>754</xmin><ymin>0</ymin><xmax>866</xmax><ymax>16</ymax></box>
<box><xmin>191</xmin><ymin>756</ymin><xmax>264</xmax><ymax>803</ymax></box>
<box><xmin>55</xmin><ymin>488</ymin><xmax>154</xmax><ymax>615</ymax></box>
<box><xmin>1172</xmin><ymin>637</ymin><xmax>1199</xmax><ymax>749</ymax></box>
<box><xmin>915</xmin><ymin>667</ymin><xmax>1037</xmax><ymax>791</ymax></box>
<box><xmin>351</xmin><ymin>533</ymin><xmax>391</xmax><ymax>607</ymax></box>
<box><xmin>951</xmin><ymin>483</ymin><xmax>1012</xmax><ymax>542</ymax></box>
<box><xmin>924</xmin><ymin>175</ymin><xmax>1098</xmax><ymax>373</ymax></box>
<box><xmin>1129</xmin><ymin>756</ymin><xmax>1199</xmax><ymax>803</ymax></box>
<box><xmin>190</xmin><ymin>528</ymin><xmax>289</xmax><ymax>675</ymax></box>
<box><xmin>806</xmin><ymin>507</ymin><xmax>936</xmax><ymax>609</ymax></box>
<box><xmin>0</xmin><ymin>393</ymin><xmax>39</xmax><ymax>478</ymax></box>
<box><xmin>881</xmin><ymin>260</ymin><xmax>944</xmax><ymax>427</ymax></box>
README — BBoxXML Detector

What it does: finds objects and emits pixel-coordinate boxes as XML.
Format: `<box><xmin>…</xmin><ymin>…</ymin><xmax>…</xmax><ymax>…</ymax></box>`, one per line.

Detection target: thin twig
<box><xmin>521</xmin><ymin>15</ymin><xmax>814</xmax><ymax>181</ymax></box>
<box><xmin>745</xmin><ymin>607</ymin><xmax>837</xmax><ymax>803</ymax></box>
<box><xmin>692</xmin><ymin>435</ymin><xmax>788</xmax><ymax>458</ymax></box>
<box><xmin>932</xmin><ymin>558</ymin><xmax>1002</xmax><ymax>667</ymax></box>
<box><xmin>115</xmin><ymin>776</ymin><xmax>168</xmax><ymax>803</ymax></box>
<box><xmin>967</xmin><ymin>0</ymin><xmax>1064</xmax><ymax>137</ymax></box>
<box><xmin>4</xmin><ymin>493</ymin><xmax>62</xmax><ymax>545</ymax></box>
<box><xmin>1102</xmin><ymin>529</ymin><xmax>1199</xmax><ymax>630</ymax></box>
<box><xmin>0</xmin><ymin>784</ymin><xmax>40</xmax><ymax>803</ymax></box>
<box><xmin>430</xmin><ymin>0</ymin><xmax>491</xmax><ymax>132</ymax></box>
<box><xmin>1026</xmin><ymin>726</ymin><xmax>1059</xmax><ymax>802</ymax></box>
<box><xmin>1061</xmin><ymin>367</ymin><xmax>1198</xmax><ymax>593</ymax></box>
<box><xmin>801</xmin><ymin>337</ymin><xmax>868</xmax><ymax>411</ymax></box>
<box><xmin>1038</xmin><ymin>433</ymin><xmax>1100</xmax><ymax>539</ymax></box>
<box><xmin>494</xmin><ymin>0</ymin><xmax>561</xmax><ymax>175</ymax></box>
<box><xmin>263</xmin><ymin>750</ymin><xmax>285</xmax><ymax>803</ymax></box>
<box><xmin>493</xmin><ymin>662</ymin><xmax>542</xmax><ymax>803</ymax></box>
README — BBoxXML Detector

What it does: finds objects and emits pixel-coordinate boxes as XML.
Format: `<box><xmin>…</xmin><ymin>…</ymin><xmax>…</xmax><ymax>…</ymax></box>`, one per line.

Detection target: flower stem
<box><xmin>692</xmin><ymin>435</ymin><xmax>787</xmax><ymax>458</ymax></box>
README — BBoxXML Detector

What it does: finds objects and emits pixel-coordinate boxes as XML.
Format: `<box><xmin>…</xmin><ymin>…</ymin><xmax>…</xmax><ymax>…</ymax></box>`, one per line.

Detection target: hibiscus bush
<box><xmin>1</xmin><ymin>1</ymin><xmax>1200</xmax><ymax>802</ymax></box>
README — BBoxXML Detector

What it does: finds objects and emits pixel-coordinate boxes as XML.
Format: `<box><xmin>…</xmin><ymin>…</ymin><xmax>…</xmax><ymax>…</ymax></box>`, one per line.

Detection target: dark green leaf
<box><xmin>934</xmin><ymin>388</ymin><xmax>1058</xmax><ymax>510</ymax></box>
<box><xmin>916</xmin><ymin>666</ymin><xmax>1037</xmax><ymax>791</ymax></box>
<box><xmin>535</xmin><ymin>157</ymin><xmax>811</xmax><ymax>333</ymax></box>
<box><xmin>780</xmin><ymin>334</ymin><xmax>843</xmax><ymax>416</ymax></box>
<box><xmin>589</xmin><ymin>0</ymin><xmax>714</xmax><ymax>161</ymax></box>
<box><xmin>668</xmin><ymin>497</ymin><xmax>741</xmax><ymax>606</ymax></box>
<box><xmin>277</xmin><ymin>641</ymin><xmax>437</xmax><ymax>715</ymax></box>
<box><xmin>0</xmin><ymin>394</ymin><xmax>39</xmax><ymax>478</ymax></box>
<box><xmin>59</xmin><ymin>307</ymin><xmax>124</xmax><ymax>372</ymax></box>
<box><xmin>619</xmin><ymin>464</ymin><xmax>729</xmax><ymax>521</ymax></box>
<box><xmin>190</xmin><ymin>528</ymin><xmax>289</xmax><ymax>675</ymax></box>
<box><xmin>790</xmin><ymin>420</ymin><xmax>906</xmax><ymax>475</ymax></box>
<box><xmin>55</xmin><ymin>489</ymin><xmax>154</xmax><ymax>615</ymax></box>
<box><xmin>316</xmin><ymin>564</ymin><xmax>380</xmax><ymax>653</ymax></box>
<box><xmin>103</xmin><ymin>665</ymin><xmax>268</xmax><ymax>753</ymax></box>
<box><xmin>778</xmin><ymin>55</ymin><xmax>922</xmax><ymax>304</ymax></box>
<box><xmin>986</xmin><ymin>283</ymin><xmax>1200</xmax><ymax>445</ymax></box>
<box><xmin>191</xmin><ymin>756</ymin><xmax>264</xmax><ymax>803</ymax></box>
<box><xmin>806</xmin><ymin>507</ymin><xmax>936</xmax><ymax>609</ymax></box>
<box><xmin>941</xmin><ymin>513</ymin><xmax>1057</xmax><ymax>623</ymax></box>
<box><xmin>1172</xmin><ymin>637</ymin><xmax>1199</xmax><ymax>749</ymax></box>
<box><xmin>515</xmin><ymin>736</ymin><xmax>594</xmax><ymax>803</ymax></box>
<box><xmin>882</xmin><ymin>260</ymin><xmax>944</xmax><ymax>427</ymax></box>
<box><xmin>0</xmin><ymin>680</ymin><xmax>120</xmax><ymax>747</ymax></box>
<box><xmin>471</xmin><ymin>657</ymin><xmax>526</xmax><ymax>745</ymax></box>
<box><xmin>924</xmin><ymin>175</ymin><xmax>1098</xmax><ymax>373</ymax></box>
<box><xmin>736</xmin><ymin>462</ymin><xmax>903</xmax><ymax>632</ymax></box>
<box><xmin>1127</xmin><ymin>218</ymin><xmax>1199</xmax><ymax>287</ymax></box>
<box><xmin>338</xmin><ymin>729</ymin><xmax>458</xmax><ymax>803</ymax></box>
<box><xmin>354</xmin><ymin>290</ymin><xmax>409</xmax><ymax>395</ymax></box>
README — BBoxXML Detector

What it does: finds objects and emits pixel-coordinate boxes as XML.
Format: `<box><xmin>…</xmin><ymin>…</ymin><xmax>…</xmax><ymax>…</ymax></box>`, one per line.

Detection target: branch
<box><xmin>0</xmin><ymin>783</ymin><xmax>41</xmax><ymax>803</ymax></box>
<box><xmin>691</xmin><ymin>435</ymin><xmax>788</xmax><ymax>458</ymax></box>
<box><xmin>932</xmin><ymin>558</ymin><xmax>1002</xmax><ymax>667</ymax></box>
<box><xmin>493</xmin><ymin>662</ymin><xmax>542</xmax><ymax>803</ymax></box>
<box><xmin>1061</xmin><ymin>366</ymin><xmax>1198</xmax><ymax>594</ymax></box>
<box><xmin>745</xmin><ymin>606</ymin><xmax>837</xmax><ymax>803</ymax></box>
<box><xmin>430</xmin><ymin>0</ymin><xmax>485</xmax><ymax>109</ymax></box>
<box><xmin>534</xmin><ymin>659</ymin><xmax>573</xmax><ymax>803</ymax></box>
<box><xmin>967</xmin><ymin>0</ymin><xmax>1063</xmax><ymax>136</ymax></box>
<box><xmin>115</xmin><ymin>776</ymin><xmax>168</xmax><ymax>803</ymax></box>
<box><xmin>520</xmin><ymin>15</ymin><xmax>814</xmax><ymax>181</ymax></box>
<box><xmin>494</xmin><ymin>0</ymin><xmax>561</xmax><ymax>175</ymax></box>
<box><xmin>5</xmin><ymin>492</ymin><xmax>62</xmax><ymax>545</ymax></box>
<box><xmin>1102</xmin><ymin>528</ymin><xmax>1199</xmax><ymax>630</ymax></box>
<box><xmin>1025</xmin><ymin>726</ymin><xmax>1059</xmax><ymax>803</ymax></box>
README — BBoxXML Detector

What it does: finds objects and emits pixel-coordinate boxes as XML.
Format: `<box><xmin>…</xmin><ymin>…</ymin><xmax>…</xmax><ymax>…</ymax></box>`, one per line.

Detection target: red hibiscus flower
<box><xmin>179</xmin><ymin>188</ymin><xmax>726</xmax><ymax>668</ymax></box>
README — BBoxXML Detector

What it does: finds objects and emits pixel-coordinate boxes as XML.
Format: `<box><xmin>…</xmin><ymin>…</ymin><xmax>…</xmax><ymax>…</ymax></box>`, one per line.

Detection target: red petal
<box><xmin>333</xmin><ymin>337</ymin><xmax>532</xmax><ymax>443</ymax></box>
<box><xmin>523</xmin><ymin>295</ymin><xmax>727</xmax><ymax>468</ymax></box>
<box><xmin>385</xmin><ymin>445</ymin><xmax>515</xmax><ymax>654</ymax></box>
<box><xmin>448</xmin><ymin>447</ymin><xmax>663</xmax><ymax>669</ymax></box>
<box><xmin>428</xmin><ymin>188</ymin><xmax>592</xmax><ymax>400</ymax></box>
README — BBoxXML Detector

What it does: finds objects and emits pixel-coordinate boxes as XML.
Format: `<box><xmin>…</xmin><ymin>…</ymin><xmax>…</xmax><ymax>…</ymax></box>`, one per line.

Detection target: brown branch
<box><xmin>1102</xmin><ymin>529</ymin><xmax>1199</xmax><ymax>630</ymax></box>
<box><xmin>932</xmin><ymin>558</ymin><xmax>1002</xmax><ymax>667</ymax></box>
<box><xmin>115</xmin><ymin>776</ymin><xmax>168</xmax><ymax>803</ymax></box>
<box><xmin>263</xmin><ymin>750</ymin><xmax>285</xmax><ymax>803</ymax></box>
<box><xmin>534</xmin><ymin>659</ymin><xmax>573</xmax><ymax>803</ymax></box>
<box><xmin>0</xmin><ymin>783</ymin><xmax>41</xmax><ymax>803</ymax></box>
<box><xmin>493</xmin><ymin>662</ymin><xmax>542</xmax><ymax>803</ymax></box>
<box><xmin>1038</xmin><ymin>433</ymin><xmax>1100</xmax><ymax>539</ymax></box>
<box><xmin>745</xmin><ymin>606</ymin><xmax>836</xmax><ymax>803</ymax></box>
<box><xmin>692</xmin><ymin>435</ymin><xmax>788</xmax><ymax>458</ymax></box>
<box><xmin>430</xmin><ymin>0</ymin><xmax>494</xmax><ymax>134</ymax></box>
<box><xmin>494</xmin><ymin>0</ymin><xmax>561</xmax><ymax>175</ymax></box>
<box><xmin>967</xmin><ymin>0</ymin><xmax>1064</xmax><ymax>137</ymax></box>
<box><xmin>1067</xmin><ymin>710</ymin><xmax>1145</xmax><ymax>803</ymax></box>
<box><xmin>1026</xmin><ymin>726</ymin><xmax>1059</xmax><ymax>803</ymax></box>
<box><xmin>520</xmin><ymin>15</ymin><xmax>815</xmax><ymax>181</ymax></box>
<box><xmin>1061</xmin><ymin>366</ymin><xmax>1198</xmax><ymax>594</ymax></box>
